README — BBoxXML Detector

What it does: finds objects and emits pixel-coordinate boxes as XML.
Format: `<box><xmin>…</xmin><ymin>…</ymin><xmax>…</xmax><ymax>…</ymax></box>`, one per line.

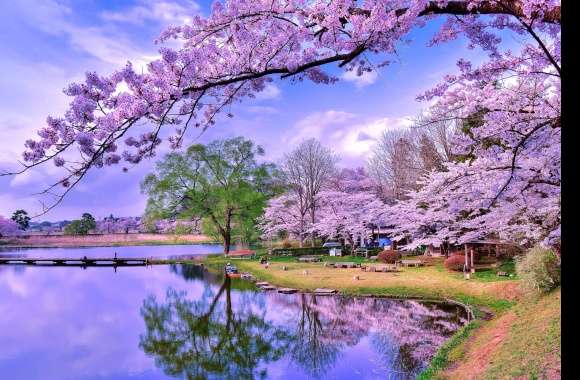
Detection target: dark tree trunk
<box><xmin>223</xmin><ymin>234</ymin><xmax>231</xmax><ymax>254</ymax></box>
<box><xmin>310</xmin><ymin>206</ymin><xmax>316</xmax><ymax>248</ymax></box>
<box><xmin>223</xmin><ymin>209</ymin><xmax>233</xmax><ymax>254</ymax></box>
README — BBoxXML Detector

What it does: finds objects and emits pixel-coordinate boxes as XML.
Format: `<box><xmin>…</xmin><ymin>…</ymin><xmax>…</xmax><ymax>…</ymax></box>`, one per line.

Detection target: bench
<box><xmin>353</xmin><ymin>247</ymin><xmax>368</xmax><ymax>257</ymax></box>
<box><xmin>400</xmin><ymin>259</ymin><xmax>424</xmax><ymax>267</ymax></box>
<box><xmin>361</xmin><ymin>264</ymin><xmax>398</xmax><ymax>272</ymax></box>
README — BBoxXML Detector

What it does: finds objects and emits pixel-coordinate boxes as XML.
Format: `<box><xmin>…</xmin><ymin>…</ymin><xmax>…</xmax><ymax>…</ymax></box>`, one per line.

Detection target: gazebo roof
<box><xmin>464</xmin><ymin>239</ymin><xmax>517</xmax><ymax>245</ymax></box>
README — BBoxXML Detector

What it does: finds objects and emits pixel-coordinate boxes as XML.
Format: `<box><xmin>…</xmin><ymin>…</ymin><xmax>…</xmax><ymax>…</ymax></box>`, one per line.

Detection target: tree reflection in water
<box><xmin>169</xmin><ymin>263</ymin><xmax>206</xmax><ymax>282</ymax></box>
<box><xmin>140</xmin><ymin>266</ymin><xmax>468</xmax><ymax>379</ymax></box>
<box><xmin>286</xmin><ymin>293</ymin><xmax>343</xmax><ymax>378</ymax></box>
<box><xmin>139</xmin><ymin>277</ymin><xmax>290</xmax><ymax>379</ymax></box>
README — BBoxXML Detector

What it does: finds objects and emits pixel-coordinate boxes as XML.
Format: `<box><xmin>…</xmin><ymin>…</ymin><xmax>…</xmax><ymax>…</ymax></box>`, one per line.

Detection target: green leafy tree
<box><xmin>63</xmin><ymin>220</ymin><xmax>85</xmax><ymax>235</ymax></box>
<box><xmin>141</xmin><ymin>137</ymin><xmax>277</xmax><ymax>253</ymax></box>
<box><xmin>80</xmin><ymin>213</ymin><xmax>96</xmax><ymax>232</ymax></box>
<box><xmin>63</xmin><ymin>213</ymin><xmax>96</xmax><ymax>235</ymax></box>
<box><xmin>139</xmin><ymin>279</ymin><xmax>291</xmax><ymax>379</ymax></box>
<box><xmin>11</xmin><ymin>209</ymin><xmax>31</xmax><ymax>230</ymax></box>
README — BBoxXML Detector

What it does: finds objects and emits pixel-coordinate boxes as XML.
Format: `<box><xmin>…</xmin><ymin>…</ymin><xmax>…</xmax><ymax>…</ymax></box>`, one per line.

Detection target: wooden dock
<box><xmin>0</xmin><ymin>257</ymin><xmax>149</xmax><ymax>267</ymax></box>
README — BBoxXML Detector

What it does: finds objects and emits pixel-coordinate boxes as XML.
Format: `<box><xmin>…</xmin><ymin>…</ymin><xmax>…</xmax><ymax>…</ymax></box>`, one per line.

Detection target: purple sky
<box><xmin>0</xmin><ymin>0</ymin><xmax>497</xmax><ymax>221</ymax></box>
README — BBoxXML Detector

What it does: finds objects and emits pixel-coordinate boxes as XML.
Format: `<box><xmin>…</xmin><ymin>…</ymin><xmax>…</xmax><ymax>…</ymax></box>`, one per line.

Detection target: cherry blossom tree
<box><xmin>387</xmin><ymin>7</ymin><xmax>560</xmax><ymax>249</ymax></box>
<box><xmin>0</xmin><ymin>216</ymin><xmax>21</xmax><ymax>238</ymax></box>
<box><xmin>3</xmin><ymin>0</ymin><xmax>560</xmax><ymax>249</ymax></box>
<box><xmin>96</xmin><ymin>215</ymin><xmax>143</xmax><ymax>234</ymax></box>
<box><xmin>261</xmin><ymin>167</ymin><xmax>388</xmax><ymax>247</ymax></box>
<box><xmin>259</xmin><ymin>193</ymin><xmax>312</xmax><ymax>246</ymax></box>
<box><xmin>312</xmin><ymin>168</ymin><xmax>388</xmax><ymax>246</ymax></box>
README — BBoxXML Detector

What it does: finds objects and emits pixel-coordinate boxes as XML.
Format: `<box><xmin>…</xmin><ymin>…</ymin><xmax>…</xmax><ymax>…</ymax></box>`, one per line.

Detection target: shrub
<box><xmin>377</xmin><ymin>250</ymin><xmax>401</xmax><ymax>264</ymax></box>
<box><xmin>444</xmin><ymin>255</ymin><xmax>466</xmax><ymax>271</ymax></box>
<box><xmin>516</xmin><ymin>246</ymin><xmax>560</xmax><ymax>293</ymax></box>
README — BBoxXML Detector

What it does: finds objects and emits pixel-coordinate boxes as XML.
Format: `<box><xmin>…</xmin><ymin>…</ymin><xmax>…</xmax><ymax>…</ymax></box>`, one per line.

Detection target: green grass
<box><xmin>482</xmin><ymin>289</ymin><xmax>561</xmax><ymax>379</ymax></box>
<box><xmin>206</xmin><ymin>253</ymin><xmax>558</xmax><ymax>379</ymax></box>
<box><xmin>440</xmin><ymin>259</ymin><xmax>518</xmax><ymax>283</ymax></box>
<box><xmin>417</xmin><ymin>320</ymin><xmax>483</xmax><ymax>380</ymax></box>
<box><xmin>259</xmin><ymin>255</ymin><xmax>371</xmax><ymax>264</ymax></box>
<box><xmin>204</xmin><ymin>255</ymin><xmax>518</xmax><ymax>314</ymax></box>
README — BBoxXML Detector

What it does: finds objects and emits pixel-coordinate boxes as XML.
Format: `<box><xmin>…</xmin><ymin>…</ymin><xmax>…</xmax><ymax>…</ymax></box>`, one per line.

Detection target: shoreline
<box><xmin>202</xmin><ymin>255</ymin><xmax>559</xmax><ymax>379</ymax></box>
<box><xmin>0</xmin><ymin>241</ymin><xmax>219</xmax><ymax>249</ymax></box>
<box><xmin>0</xmin><ymin>233</ymin><xmax>218</xmax><ymax>249</ymax></box>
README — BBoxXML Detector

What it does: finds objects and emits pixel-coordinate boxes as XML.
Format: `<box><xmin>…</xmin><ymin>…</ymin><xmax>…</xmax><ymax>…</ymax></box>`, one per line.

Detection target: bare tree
<box><xmin>367</xmin><ymin>129</ymin><xmax>422</xmax><ymax>201</ymax></box>
<box><xmin>414</xmin><ymin>115</ymin><xmax>458</xmax><ymax>163</ymax></box>
<box><xmin>418</xmin><ymin>134</ymin><xmax>445</xmax><ymax>173</ymax></box>
<box><xmin>367</xmin><ymin>115</ymin><xmax>459</xmax><ymax>201</ymax></box>
<box><xmin>280</xmin><ymin>139</ymin><xmax>337</xmax><ymax>247</ymax></box>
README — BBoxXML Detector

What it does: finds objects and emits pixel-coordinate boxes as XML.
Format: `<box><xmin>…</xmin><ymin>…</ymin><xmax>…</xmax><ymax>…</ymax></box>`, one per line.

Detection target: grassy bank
<box><xmin>206</xmin><ymin>254</ymin><xmax>560</xmax><ymax>379</ymax></box>
<box><xmin>208</xmin><ymin>255</ymin><xmax>518</xmax><ymax>312</ymax></box>
<box><xmin>1</xmin><ymin>233</ymin><xmax>217</xmax><ymax>248</ymax></box>
<box><xmin>438</xmin><ymin>288</ymin><xmax>560</xmax><ymax>379</ymax></box>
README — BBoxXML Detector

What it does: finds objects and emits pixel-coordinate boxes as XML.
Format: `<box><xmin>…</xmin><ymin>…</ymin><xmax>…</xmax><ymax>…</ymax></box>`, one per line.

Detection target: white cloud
<box><xmin>13</xmin><ymin>0</ymin><xmax>154</xmax><ymax>67</ymax></box>
<box><xmin>245</xmin><ymin>106</ymin><xmax>279</xmax><ymax>114</ymax></box>
<box><xmin>284</xmin><ymin>110</ymin><xmax>413</xmax><ymax>165</ymax></box>
<box><xmin>254</xmin><ymin>83</ymin><xmax>281</xmax><ymax>100</ymax></box>
<box><xmin>341</xmin><ymin>69</ymin><xmax>379</xmax><ymax>88</ymax></box>
<box><xmin>287</xmin><ymin>110</ymin><xmax>357</xmax><ymax>145</ymax></box>
<box><xmin>101</xmin><ymin>0</ymin><xmax>201</xmax><ymax>27</ymax></box>
<box><xmin>0</xmin><ymin>0</ymin><xmax>162</xmax><ymax>219</ymax></box>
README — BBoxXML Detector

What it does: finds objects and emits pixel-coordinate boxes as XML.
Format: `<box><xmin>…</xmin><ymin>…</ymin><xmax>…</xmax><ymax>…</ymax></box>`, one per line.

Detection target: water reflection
<box><xmin>140</xmin><ymin>277</ymin><xmax>290</xmax><ymax>379</ymax></box>
<box><xmin>286</xmin><ymin>294</ymin><xmax>342</xmax><ymax>378</ymax></box>
<box><xmin>140</xmin><ymin>268</ymin><xmax>467</xmax><ymax>379</ymax></box>
<box><xmin>0</xmin><ymin>252</ymin><xmax>466</xmax><ymax>380</ymax></box>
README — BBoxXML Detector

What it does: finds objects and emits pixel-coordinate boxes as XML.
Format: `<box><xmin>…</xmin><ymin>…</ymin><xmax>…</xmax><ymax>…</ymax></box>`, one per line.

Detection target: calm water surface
<box><xmin>0</xmin><ymin>245</ymin><xmax>468</xmax><ymax>380</ymax></box>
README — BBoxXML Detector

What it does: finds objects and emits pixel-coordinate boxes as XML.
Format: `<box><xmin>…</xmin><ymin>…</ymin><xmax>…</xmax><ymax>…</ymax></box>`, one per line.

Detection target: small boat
<box><xmin>226</xmin><ymin>272</ymin><xmax>242</xmax><ymax>278</ymax></box>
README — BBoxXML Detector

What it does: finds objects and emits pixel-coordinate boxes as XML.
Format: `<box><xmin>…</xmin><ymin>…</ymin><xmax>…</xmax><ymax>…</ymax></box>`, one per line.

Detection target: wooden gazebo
<box><xmin>462</xmin><ymin>239</ymin><xmax>521</xmax><ymax>276</ymax></box>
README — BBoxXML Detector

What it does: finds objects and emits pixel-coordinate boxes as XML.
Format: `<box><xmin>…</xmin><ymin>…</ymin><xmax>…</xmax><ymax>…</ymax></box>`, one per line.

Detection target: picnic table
<box><xmin>353</xmin><ymin>247</ymin><xmax>368</xmax><ymax>257</ymax></box>
<box><xmin>332</xmin><ymin>261</ymin><xmax>358</xmax><ymax>268</ymax></box>
<box><xmin>362</xmin><ymin>264</ymin><xmax>398</xmax><ymax>272</ymax></box>
<box><xmin>400</xmin><ymin>259</ymin><xmax>424</xmax><ymax>267</ymax></box>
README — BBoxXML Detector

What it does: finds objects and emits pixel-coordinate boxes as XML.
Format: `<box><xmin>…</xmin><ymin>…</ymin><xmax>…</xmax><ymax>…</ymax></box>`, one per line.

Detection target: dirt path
<box><xmin>443</xmin><ymin>312</ymin><xmax>517</xmax><ymax>379</ymax></box>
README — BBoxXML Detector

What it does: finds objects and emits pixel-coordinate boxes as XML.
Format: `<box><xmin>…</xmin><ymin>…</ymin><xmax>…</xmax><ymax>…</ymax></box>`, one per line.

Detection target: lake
<box><xmin>0</xmin><ymin>245</ymin><xmax>468</xmax><ymax>379</ymax></box>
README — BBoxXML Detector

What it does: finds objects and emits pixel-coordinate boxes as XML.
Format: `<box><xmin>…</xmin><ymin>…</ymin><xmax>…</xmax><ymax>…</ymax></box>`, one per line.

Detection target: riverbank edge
<box><xmin>201</xmin><ymin>256</ymin><xmax>519</xmax><ymax>379</ymax></box>
<box><xmin>0</xmin><ymin>238</ymin><xmax>220</xmax><ymax>249</ymax></box>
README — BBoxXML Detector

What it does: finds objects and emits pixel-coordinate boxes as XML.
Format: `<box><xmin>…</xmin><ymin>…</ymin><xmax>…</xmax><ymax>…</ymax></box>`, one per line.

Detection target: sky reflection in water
<box><xmin>0</xmin><ymin>246</ymin><xmax>467</xmax><ymax>380</ymax></box>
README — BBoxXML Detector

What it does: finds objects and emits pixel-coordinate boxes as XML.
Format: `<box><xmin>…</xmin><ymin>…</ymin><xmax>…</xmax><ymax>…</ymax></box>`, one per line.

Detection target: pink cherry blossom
<box><xmin>6</xmin><ymin>1</ymin><xmax>559</xmax><ymax>249</ymax></box>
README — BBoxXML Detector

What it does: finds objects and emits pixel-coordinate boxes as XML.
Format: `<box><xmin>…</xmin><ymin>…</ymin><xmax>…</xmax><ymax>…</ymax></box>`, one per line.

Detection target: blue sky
<box><xmin>0</xmin><ymin>0</ymin><xmax>493</xmax><ymax>221</ymax></box>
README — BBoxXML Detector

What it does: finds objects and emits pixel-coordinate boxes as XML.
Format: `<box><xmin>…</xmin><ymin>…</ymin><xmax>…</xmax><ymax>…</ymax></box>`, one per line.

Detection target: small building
<box><xmin>463</xmin><ymin>239</ymin><xmax>522</xmax><ymax>258</ymax></box>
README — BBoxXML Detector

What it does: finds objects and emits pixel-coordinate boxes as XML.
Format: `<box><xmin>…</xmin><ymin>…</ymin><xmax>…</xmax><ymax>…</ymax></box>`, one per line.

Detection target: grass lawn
<box><xmin>441</xmin><ymin>288</ymin><xmax>561</xmax><ymax>379</ymax></box>
<box><xmin>206</xmin><ymin>253</ymin><xmax>560</xmax><ymax>379</ymax></box>
<box><xmin>207</xmin><ymin>255</ymin><xmax>519</xmax><ymax>312</ymax></box>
